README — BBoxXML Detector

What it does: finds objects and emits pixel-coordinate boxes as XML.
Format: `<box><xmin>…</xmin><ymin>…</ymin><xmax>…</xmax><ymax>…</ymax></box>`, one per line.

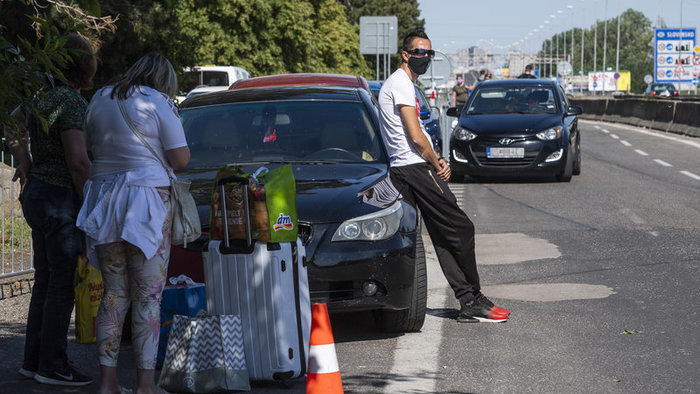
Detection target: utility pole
<box><xmin>581</xmin><ymin>9</ymin><xmax>585</xmax><ymax>93</ymax></box>
<box><xmin>615</xmin><ymin>0</ymin><xmax>621</xmax><ymax>73</ymax></box>
<box><xmin>594</xmin><ymin>0</ymin><xmax>598</xmax><ymax>94</ymax></box>
<box><xmin>602</xmin><ymin>0</ymin><xmax>608</xmax><ymax>94</ymax></box>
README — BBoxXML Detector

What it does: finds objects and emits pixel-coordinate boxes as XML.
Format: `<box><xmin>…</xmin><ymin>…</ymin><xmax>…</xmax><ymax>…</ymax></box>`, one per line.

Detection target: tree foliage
<box><xmin>1</xmin><ymin>0</ymin><xmax>115</xmax><ymax>139</ymax></box>
<box><xmin>540</xmin><ymin>9</ymin><xmax>654</xmax><ymax>93</ymax></box>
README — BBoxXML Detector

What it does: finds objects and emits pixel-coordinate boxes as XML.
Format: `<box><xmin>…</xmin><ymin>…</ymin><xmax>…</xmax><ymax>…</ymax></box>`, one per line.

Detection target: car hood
<box><xmin>179</xmin><ymin>163</ymin><xmax>395</xmax><ymax>224</ymax></box>
<box><xmin>462</xmin><ymin>114</ymin><xmax>561</xmax><ymax>136</ymax></box>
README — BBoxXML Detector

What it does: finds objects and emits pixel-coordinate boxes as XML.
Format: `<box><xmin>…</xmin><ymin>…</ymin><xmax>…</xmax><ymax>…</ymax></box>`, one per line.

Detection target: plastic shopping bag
<box><xmin>74</xmin><ymin>253</ymin><xmax>103</xmax><ymax>344</ymax></box>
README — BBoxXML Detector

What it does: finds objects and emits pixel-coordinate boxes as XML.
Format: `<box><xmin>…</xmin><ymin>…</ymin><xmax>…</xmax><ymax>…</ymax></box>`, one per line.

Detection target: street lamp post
<box><xmin>602</xmin><ymin>0</ymin><xmax>608</xmax><ymax>94</ymax></box>
<box><xmin>615</xmin><ymin>0</ymin><xmax>621</xmax><ymax>74</ymax></box>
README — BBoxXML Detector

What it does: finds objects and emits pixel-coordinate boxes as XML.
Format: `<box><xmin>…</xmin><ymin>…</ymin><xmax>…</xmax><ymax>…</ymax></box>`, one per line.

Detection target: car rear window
<box><xmin>180</xmin><ymin>101</ymin><xmax>386</xmax><ymax>168</ymax></box>
<box><xmin>466</xmin><ymin>86</ymin><xmax>558</xmax><ymax>115</ymax></box>
<box><xmin>182</xmin><ymin>71</ymin><xmax>230</xmax><ymax>92</ymax></box>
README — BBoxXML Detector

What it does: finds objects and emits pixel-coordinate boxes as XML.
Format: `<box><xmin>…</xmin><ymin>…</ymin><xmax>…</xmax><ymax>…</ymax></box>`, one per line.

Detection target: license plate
<box><xmin>486</xmin><ymin>147</ymin><xmax>525</xmax><ymax>159</ymax></box>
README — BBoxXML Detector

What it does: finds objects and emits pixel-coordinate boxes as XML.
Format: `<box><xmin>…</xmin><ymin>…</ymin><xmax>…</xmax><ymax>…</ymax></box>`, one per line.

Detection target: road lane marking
<box><xmin>634</xmin><ymin>149</ymin><xmax>649</xmax><ymax>156</ymax></box>
<box><xmin>654</xmin><ymin>159</ymin><xmax>673</xmax><ymax>167</ymax></box>
<box><xmin>621</xmin><ymin>208</ymin><xmax>645</xmax><ymax>225</ymax></box>
<box><xmin>621</xmin><ymin>140</ymin><xmax>631</xmax><ymax>146</ymax></box>
<box><xmin>610</xmin><ymin>134</ymin><xmax>620</xmax><ymax>139</ymax></box>
<box><xmin>384</xmin><ymin>234</ymin><xmax>450</xmax><ymax>394</ymax></box>
<box><xmin>601</xmin><ymin>128</ymin><xmax>610</xmax><ymax>133</ymax></box>
<box><xmin>680</xmin><ymin>171</ymin><xmax>700</xmax><ymax>180</ymax></box>
<box><xmin>594</xmin><ymin>125</ymin><xmax>601</xmax><ymax>130</ymax></box>
<box><xmin>583</xmin><ymin>120</ymin><xmax>700</xmax><ymax>150</ymax></box>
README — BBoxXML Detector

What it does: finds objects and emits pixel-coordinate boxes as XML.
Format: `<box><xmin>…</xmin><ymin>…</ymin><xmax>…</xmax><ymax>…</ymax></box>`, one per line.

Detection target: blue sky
<box><xmin>417</xmin><ymin>0</ymin><xmax>700</xmax><ymax>54</ymax></box>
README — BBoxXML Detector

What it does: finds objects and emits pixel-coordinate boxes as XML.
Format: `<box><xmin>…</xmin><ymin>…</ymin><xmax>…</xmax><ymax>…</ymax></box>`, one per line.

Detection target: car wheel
<box><xmin>557</xmin><ymin>148</ymin><xmax>573</xmax><ymax>182</ymax></box>
<box><xmin>572</xmin><ymin>136</ymin><xmax>581</xmax><ymax>176</ymax></box>
<box><xmin>376</xmin><ymin>227</ymin><xmax>427</xmax><ymax>333</ymax></box>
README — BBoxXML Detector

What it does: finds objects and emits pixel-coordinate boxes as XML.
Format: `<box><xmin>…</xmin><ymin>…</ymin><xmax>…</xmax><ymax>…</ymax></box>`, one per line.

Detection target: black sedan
<box><xmin>446</xmin><ymin>79</ymin><xmax>583</xmax><ymax>182</ymax></box>
<box><xmin>177</xmin><ymin>85</ymin><xmax>426</xmax><ymax>332</ymax></box>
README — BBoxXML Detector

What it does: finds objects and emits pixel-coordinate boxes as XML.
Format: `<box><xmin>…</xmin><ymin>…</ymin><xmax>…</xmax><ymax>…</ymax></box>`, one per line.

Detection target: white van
<box><xmin>177</xmin><ymin>65</ymin><xmax>250</xmax><ymax>102</ymax></box>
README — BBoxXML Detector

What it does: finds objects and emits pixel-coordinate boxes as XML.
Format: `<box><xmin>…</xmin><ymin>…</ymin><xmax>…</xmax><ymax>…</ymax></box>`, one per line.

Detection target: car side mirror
<box><xmin>419</xmin><ymin>109</ymin><xmax>431</xmax><ymax>120</ymax></box>
<box><xmin>566</xmin><ymin>105</ymin><xmax>583</xmax><ymax>116</ymax></box>
<box><xmin>446</xmin><ymin>107</ymin><xmax>460</xmax><ymax>117</ymax></box>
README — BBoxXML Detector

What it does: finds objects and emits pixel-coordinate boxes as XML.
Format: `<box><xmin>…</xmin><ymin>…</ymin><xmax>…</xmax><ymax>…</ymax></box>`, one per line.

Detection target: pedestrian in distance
<box><xmin>377</xmin><ymin>30</ymin><xmax>510</xmax><ymax>323</ymax></box>
<box><xmin>76</xmin><ymin>53</ymin><xmax>190</xmax><ymax>394</ymax></box>
<box><xmin>3</xmin><ymin>33</ymin><xmax>96</xmax><ymax>386</ymax></box>
<box><xmin>518</xmin><ymin>64</ymin><xmax>537</xmax><ymax>79</ymax></box>
<box><xmin>451</xmin><ymin>75</ymin><xmax>469</xmax><ymax>109</ymax></box>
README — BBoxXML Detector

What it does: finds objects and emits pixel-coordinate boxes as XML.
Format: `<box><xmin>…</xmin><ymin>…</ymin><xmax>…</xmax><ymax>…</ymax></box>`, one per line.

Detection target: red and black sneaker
<box><xmin>457</xmin><ymin>294</ymin><xmax>509</xmax><ymax>323</ymax></box>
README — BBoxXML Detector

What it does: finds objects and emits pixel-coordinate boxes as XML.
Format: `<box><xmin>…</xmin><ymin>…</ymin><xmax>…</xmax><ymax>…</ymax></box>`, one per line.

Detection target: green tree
<box><xmin>338</xmin><ymin>0</ymin><xmax>425</xmax><ymax>79</ymax></box>
<box><xmin>1</xmin><ymin>0</ymin><xmax>115</xmax><ymax>139</ymax></box>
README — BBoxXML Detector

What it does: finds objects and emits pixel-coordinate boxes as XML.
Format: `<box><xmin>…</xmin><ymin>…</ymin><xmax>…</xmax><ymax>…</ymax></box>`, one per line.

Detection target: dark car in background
<box><xmin>369</xmin><ymin>80</ymin><xmax>442</xmax><ymax>156</ymax></box>
<box><xmin>446</xmin><ymin>79</ymin><xmax>583</xmax><ymax>182</ymax></box>
<box><xmin>178</xmin><ymin>77</ymin><xmax>426</xmax><ymax>332</ymax></box>
<box><xmin>645</xmin><ymin>82</ymin><xmax>679</xmax><ymax>97</ymax></box>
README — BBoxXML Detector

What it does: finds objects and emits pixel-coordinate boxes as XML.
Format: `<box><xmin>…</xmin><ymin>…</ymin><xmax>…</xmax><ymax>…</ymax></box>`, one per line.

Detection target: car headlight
<box><xmin>536</xmin><ymin>127</ymin><xmax>561</xmax><ymax>141</ymax></box>
<box><xmin>455</xmin><ymin>127</ymin><xmax>477</xmax><ymax>141</ymax></box>
<box><xmin>332</xmin><ymin>201</ymin><xmax>403</xmax><ymax>242</ymax></box>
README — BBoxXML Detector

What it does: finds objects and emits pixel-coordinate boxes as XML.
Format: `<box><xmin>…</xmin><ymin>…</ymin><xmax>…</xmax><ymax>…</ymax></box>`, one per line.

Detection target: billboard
<box><xmin>588</xmin><ymin>71</ymin><xmax>631</xmax><ymax>92</ymax></box>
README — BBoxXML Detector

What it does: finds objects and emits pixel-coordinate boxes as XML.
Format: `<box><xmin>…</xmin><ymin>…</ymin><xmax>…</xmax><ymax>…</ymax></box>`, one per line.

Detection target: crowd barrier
<box><xmin>569</xmin><ymin>96</ymin><xmax>700</xmax><ymax>138</ymax></box>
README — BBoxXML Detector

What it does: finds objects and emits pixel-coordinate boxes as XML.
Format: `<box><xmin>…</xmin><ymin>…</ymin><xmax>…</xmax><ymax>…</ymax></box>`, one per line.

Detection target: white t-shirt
<box><xmin>378</xmin><ymin>68</ymin><xmax>432</xmax><ymax>167</ymax></box>
<box><xmin>78</xmin><ymin>85</ymin><xmax>188</xmax><ymax>265</ymax></box>
<box><xmin>85</xmin><ymin>85</ymin><xmax>187</xmax><ymax>182</ymax></box>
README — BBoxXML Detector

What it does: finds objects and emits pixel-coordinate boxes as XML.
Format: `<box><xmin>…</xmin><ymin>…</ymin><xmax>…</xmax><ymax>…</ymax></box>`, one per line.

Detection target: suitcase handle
<box><xmin>218</xmin><ymin>176</ymin><xmax>252</xmax><ymax>248</ymax></box>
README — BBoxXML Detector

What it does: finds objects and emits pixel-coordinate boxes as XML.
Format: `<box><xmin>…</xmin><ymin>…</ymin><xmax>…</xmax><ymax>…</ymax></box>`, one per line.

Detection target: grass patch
<box><xmin>1</xmin><ymin>215</ymin><xmax>31</xmax><ymax>250</ymax></box>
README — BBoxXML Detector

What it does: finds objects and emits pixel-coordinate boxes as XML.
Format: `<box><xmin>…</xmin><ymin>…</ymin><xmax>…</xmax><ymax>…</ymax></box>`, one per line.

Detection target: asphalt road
<box><xmin>1</xmin><ymin>120</ymin><xmax>698</xmax><ymax>393</ymax></box>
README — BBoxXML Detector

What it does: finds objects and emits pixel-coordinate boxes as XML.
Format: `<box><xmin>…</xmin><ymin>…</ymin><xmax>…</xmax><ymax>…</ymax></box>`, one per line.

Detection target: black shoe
<box><xmin>457</xmin><ymin>294</ymin><xmax>509</xmax><ymax>323</ymax></box>
<box><xmin>18</xmin><ymin>367</ymin><xmax>36</xmax><ymax>379</ymax></box>
<box><xmin>34</xmin><ymin>364</ymin><xmax>93</xmax><ymax>386</ymax></box>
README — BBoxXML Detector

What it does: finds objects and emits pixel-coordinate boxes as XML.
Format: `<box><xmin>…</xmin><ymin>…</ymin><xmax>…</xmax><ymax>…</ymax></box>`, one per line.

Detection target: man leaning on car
<box><xmin>377</xmin><ymin>29</ymin><xmax>510</xmax><ymax>323</ymax></box>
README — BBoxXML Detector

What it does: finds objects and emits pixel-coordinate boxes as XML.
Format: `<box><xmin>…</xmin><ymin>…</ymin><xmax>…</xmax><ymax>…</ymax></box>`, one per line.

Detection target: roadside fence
<box><xmin>1</xmin><ymin>138</ymin><xmax>34</xmax><ymax>296</ymax></box>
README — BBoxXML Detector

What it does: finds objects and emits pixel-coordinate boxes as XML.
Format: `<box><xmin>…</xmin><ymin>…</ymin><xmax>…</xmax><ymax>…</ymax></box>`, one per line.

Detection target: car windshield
<box><xmin>180</xmin><ymin>100</ymin><xmax>386</xmax><ymax>168</ymax></box>
<box><xmin>651</xmin><ymin>84</ymin><xmax>674</xmax><ymax>91</ymax></box>
<box><xmin>465</xmin><ymin>86</ymin><xmax>558</xmax><ymax>115</ymax></box>
<box><xmin>182</xmin><ymin>71</ymin><xmax>230</xmax><ymax>93</ymax></box>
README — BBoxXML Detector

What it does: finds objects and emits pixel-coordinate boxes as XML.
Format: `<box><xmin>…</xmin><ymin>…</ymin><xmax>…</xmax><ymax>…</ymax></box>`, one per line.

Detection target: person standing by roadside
<box><xmin>377</xmin><ymin>30</ymin><xmax>510</xmax><ymax>323</ymax></box>
<box><xmin>77</xmin><ymin>53</ymin><xmax>190</xmax><ymax>394</ymax></box>
<box><xmin>518</xmin><ymin>64</ymin><xmax>537</xmax><ymax>79</ymax></box>
<box><xmin>3</xmin><ymin>33</ymin><xmax>96</xmax><ymax>386</ymax></box>
<box><xmin>451</xmin><ymin>75</ymin><xmax>469</xmax><ymax>109</ymax></box>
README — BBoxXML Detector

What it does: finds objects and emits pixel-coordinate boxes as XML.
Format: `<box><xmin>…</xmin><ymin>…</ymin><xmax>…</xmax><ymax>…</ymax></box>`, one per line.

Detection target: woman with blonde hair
<box><xmin>77</xmin><ymin>53</ymin><xmax>190</xmax><ymax>394</ymax></box>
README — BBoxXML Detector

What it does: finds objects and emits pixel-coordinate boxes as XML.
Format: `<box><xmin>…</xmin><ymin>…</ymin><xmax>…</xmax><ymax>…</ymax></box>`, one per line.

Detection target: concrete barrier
<box><xmin>570</xmin><ymin>96</ymin><xmax>700</xmax><ymax>138</ymax></box>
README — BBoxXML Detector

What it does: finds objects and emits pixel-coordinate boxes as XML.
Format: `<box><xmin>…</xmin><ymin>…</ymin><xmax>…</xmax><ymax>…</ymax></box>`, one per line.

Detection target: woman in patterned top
<box><xmin>4</xmin><ymin>33</ymin><xmax>96</xmax><ymax>387</ymax></box>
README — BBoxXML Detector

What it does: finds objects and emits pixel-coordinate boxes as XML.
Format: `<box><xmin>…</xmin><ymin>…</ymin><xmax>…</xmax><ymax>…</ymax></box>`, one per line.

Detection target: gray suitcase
<box><xmin>202</xmin><ymin>175</ymin><xmax>311</xmax><ymax>382</ymax></box>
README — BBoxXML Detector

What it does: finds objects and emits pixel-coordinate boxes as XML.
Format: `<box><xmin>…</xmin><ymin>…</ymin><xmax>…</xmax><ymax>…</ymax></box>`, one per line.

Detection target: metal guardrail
<box><xmin>1</xmin><ymin>139</ymin><xmax>34</xmax><ymax>282</ymax></box>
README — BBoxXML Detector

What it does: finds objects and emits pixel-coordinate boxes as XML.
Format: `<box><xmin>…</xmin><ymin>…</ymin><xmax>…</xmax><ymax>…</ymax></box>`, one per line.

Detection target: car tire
<box><xmin>376</xmin><ymin>228</ymin><xmax>427</xmax><ymax>333</ymax></box>
<box><xmin>572</xmin><ymin>135</ymin><xmax>581</xmax><ymax>176</ymax></box>
<box><xmin>557</xmin><ymin>149</ymin><xmax>573</xmax><ymax>182</ymax></box>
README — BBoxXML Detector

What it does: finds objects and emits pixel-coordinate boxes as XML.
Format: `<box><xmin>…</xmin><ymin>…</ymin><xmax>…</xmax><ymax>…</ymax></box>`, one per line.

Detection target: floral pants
<box><xmin>95</xmin><ymin>189</ymin><xmax>171</xmax><ymax>370</ymax></box>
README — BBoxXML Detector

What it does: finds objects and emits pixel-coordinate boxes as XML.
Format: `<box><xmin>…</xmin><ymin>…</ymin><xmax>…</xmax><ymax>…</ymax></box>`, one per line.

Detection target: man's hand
<box><xmin>12</xmin><ymin>161</ymin><xmax>30</xmax><ymax>193</ymax></box>
<box><xmin>436</xmin><ymin>158</ymin><xmax>451</xmax><ymax>182</ymax></box>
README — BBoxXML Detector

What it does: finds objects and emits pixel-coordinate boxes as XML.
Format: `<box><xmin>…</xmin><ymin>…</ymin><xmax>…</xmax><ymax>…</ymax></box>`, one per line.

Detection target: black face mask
<box><xmin>407</xmin><ymin>56</ymin><xmax>431</xmax><ymax>75</ymax></box>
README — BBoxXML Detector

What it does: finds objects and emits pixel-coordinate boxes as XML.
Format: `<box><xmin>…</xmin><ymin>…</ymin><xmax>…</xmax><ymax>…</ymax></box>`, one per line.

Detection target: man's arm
<box><xmin>3</xmin><ymin>107</ymin><xmax>32</xmax><ymax>191</ymax></box>
<box><xmin>61</xmin><ymin>128</ymin><xmax>91</xmax><ymax>198</ymax></box>
<box><xmin>398</xmin><ymin>105</ymin><xmax>450</xmax><ymax>181</ymax></box>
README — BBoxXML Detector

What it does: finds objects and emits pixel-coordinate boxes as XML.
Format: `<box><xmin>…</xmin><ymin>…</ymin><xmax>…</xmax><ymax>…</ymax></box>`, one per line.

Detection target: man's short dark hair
<box><xmin>525</xmin><ymin>64</ymin><xmax>533</xmax><ymax>72</ymax></box>
<box><xmin>402</xmin><ymin>30</ymin><xmax>430</xmax><ymax>51</ymax></box>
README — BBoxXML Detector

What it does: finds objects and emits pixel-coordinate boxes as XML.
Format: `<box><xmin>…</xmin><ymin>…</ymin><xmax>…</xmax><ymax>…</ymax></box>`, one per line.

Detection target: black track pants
<box><xmin>390</xmin><ymin>163</ymin><xmax>481</xmax><ymax>304</ymax></box>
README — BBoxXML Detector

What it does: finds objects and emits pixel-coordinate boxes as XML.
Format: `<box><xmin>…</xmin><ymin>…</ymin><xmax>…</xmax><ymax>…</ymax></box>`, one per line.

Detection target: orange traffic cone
<box><xmin>306</xmin><ymin>303</ymin><xmax>343</xmax><ymax>394</ymax></box>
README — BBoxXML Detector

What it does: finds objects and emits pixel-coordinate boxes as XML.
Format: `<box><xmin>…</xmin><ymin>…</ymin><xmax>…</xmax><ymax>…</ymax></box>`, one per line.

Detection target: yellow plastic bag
<box><xmin>74</xmin><ymin>253</ymin><xmax>103</xmax><ymax>344</ymax></box>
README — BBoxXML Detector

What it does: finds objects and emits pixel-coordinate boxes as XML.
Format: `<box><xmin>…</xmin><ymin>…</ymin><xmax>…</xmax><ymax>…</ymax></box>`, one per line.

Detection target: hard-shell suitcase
<box><xmin>202</xmin><ymin>175</ymin><xmax>311</xmax><ymax>382</ymax></box>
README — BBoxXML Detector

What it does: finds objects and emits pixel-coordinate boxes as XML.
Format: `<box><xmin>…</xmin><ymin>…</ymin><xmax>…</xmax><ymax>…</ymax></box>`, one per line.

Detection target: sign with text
<box><xmin>654</xmin><ymin>28</ymin><xmax>696</xmax><ymax>85</ymax></box>
<box><xmin>588</xmin><ymin>71</ymin><xmax>631</xmax><ymax>92</ymax></box>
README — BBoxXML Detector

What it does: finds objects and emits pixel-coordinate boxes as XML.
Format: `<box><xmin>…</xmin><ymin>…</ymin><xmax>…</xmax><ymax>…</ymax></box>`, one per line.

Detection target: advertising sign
<box><xmin>588</xmin><ymin>71</ymin><xmax>631</xmax><ymax>92</ymax></box>
<box><xmin>654</xmin><ymin>28</ymin><xmax>696</xmax><ymax>86</ymax></box>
